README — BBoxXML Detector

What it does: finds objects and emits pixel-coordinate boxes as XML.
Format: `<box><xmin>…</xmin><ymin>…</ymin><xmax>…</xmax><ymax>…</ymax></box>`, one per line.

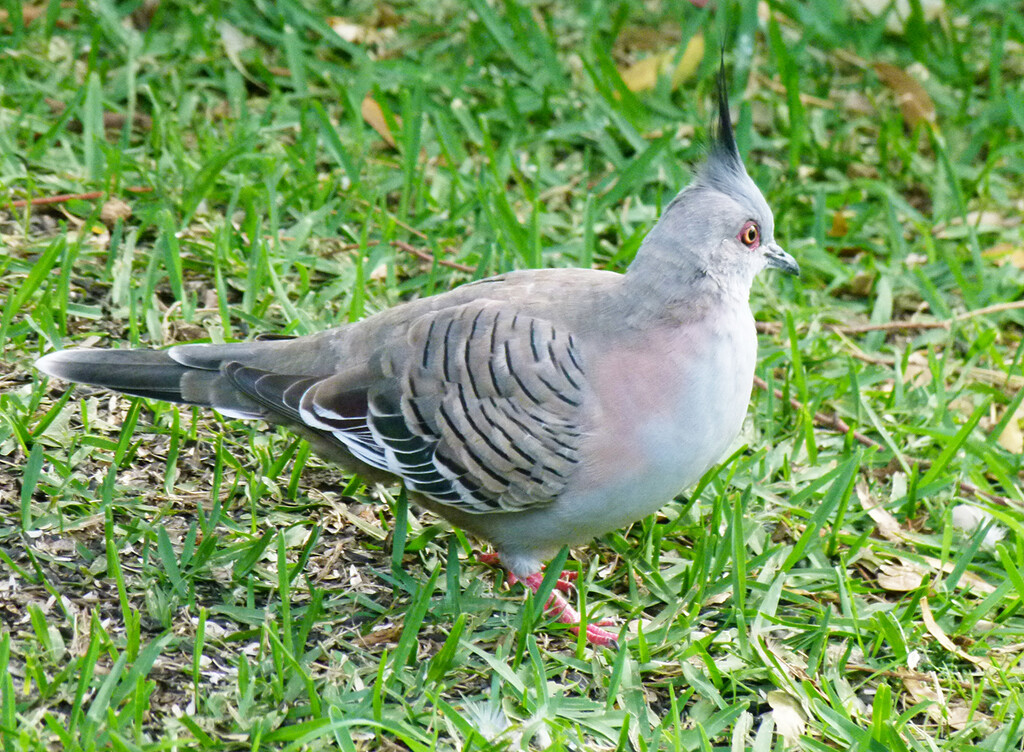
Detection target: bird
<box><xmin>35</xmin><ymin>66</ymin><xmax>798</xmax><ymax>648</ymax></box>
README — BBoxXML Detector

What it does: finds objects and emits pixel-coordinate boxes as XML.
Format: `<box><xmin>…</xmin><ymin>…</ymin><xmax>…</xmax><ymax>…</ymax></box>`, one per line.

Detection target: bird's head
<box><xmin>628</xmin><ymin>65</ymin><xmax>798</xmax><ymax>301</ymax></box>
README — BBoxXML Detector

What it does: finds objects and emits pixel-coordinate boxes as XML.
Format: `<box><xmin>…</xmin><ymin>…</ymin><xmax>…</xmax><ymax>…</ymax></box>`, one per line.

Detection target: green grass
<box><xmin>2</xmin><ymin>0</ymin><xmax>1024</xmax><ymax>749</ymax></box>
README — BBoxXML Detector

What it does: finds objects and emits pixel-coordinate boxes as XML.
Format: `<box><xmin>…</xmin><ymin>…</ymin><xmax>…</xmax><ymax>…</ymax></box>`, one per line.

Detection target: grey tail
<box><xmin>35</xmin><ymin>347</ymin><xmax>266</xmax><ymax>419</ymax></box>
<box><xmin>36</xmin><ymin>349</ymin><xmax>193</xmax><ymax>403</ymax></box>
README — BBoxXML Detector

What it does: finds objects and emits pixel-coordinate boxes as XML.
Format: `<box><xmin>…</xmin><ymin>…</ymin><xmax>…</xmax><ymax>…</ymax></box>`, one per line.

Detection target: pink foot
<box><xmin>477</xmin><ymin>553</ymin><xmax>619</xmax><ymax>647</ymax></box>
<box><xmin>519</xmin><ymin>572</ymin><xmax>620</xmax><ymax>647</ymax></box>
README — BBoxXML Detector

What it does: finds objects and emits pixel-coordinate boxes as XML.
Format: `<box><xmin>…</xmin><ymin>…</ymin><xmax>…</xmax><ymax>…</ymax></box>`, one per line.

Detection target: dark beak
<box><xmin>764</xmin><ymin>243</ymin><xmax>800</xmax><ymax>276</ymax></box>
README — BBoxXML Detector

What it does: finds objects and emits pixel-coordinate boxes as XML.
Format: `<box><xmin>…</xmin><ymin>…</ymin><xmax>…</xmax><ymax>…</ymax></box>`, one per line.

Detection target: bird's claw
<box><xmin>476</xmin><ymin>555</ymin><xmax>619</xmax><ymax>648</ymax></box>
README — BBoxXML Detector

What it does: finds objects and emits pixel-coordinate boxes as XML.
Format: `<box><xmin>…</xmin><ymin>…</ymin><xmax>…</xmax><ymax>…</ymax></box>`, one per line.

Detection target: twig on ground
<box><xmin>8</xmin><ymin>187</ymin><xmax>153</xmax><ymax>209</ymax></box>
<box><xmin>956</xmin><ymin>300</ymin><xmax>1024</xmax><ymax>321</ymax></box>
<box><xmin>45</xmin><ymin>98</ymin><xmax>153</xmax><ymax>132</ymax></box>
<box><xmin>355</xmin><ymin>197</ymin><xmax>467</xmax><ymax>260</ymax></box>
<box><xmin>390</xmin><ymin>240</ymin><xmax>475</xmax><ymax>273</ymax></box>
<box><xmin>753</xmin><ymin>375</ymin><xmax>877</xmax><ymax>449</ymax></box>
<box><xmin>830</xmin><ymin>320</ymin><xmax>948</xmax><ymax>333</ymax></box>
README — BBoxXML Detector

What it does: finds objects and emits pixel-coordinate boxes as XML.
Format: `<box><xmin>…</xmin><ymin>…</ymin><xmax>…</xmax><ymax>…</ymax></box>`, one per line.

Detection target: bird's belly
<box><xmin>563</xmin><ymin>318</ymin><xmax>756</xmax><ymax>542</ymax></box>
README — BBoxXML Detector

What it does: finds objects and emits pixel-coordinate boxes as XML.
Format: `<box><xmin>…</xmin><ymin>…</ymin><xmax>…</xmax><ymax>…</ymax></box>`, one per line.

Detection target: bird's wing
<box><xmin>220</xmin><ymin>299</ymin><xmax>591</xmax><ymax>514</ymax></box>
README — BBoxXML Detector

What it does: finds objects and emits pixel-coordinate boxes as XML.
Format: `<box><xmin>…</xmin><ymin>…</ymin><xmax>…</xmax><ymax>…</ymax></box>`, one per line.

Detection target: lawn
<box><xmin>2</xmin><ymin>0</ymin><xmax>1023</xmax><ymax>750</ymax></box>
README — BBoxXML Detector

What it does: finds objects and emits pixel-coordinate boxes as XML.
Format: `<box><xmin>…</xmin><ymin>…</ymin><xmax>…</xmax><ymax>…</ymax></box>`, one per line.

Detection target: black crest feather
<box><xmin>708</xmin><ymin>56</ymin><xmax>743</xmax><ymax>173</ymax></box>
<box><xmin>694</xmin><ymin>53</ymin><xmax>751</xmax><ymax>200</ymax></box>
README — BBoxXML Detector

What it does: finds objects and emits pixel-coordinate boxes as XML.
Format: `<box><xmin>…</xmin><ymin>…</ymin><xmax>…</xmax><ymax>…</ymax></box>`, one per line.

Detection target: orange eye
<box><xmin>738</xmin><ymin>221</ymin><xmax>760</xmax><ymax>249</ymax></box>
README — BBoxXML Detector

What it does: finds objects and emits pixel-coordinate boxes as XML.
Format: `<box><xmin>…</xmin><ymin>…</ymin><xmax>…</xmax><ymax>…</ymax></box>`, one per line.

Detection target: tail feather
<box><xmin>35</xmin><ymin>348</ymin><xmax>265</xmax><ymax>419</ymax></box>
<box><xmin>36</xmin><ymin>349</ymin><xmax>190</xmax><ymax>401</ymax></box>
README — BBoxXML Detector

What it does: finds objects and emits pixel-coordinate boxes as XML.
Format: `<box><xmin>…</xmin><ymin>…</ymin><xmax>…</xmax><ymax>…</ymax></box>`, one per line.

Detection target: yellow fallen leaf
<box><xmin>361</xmin><ymin>95</ymin><xmax>398</xmax><ymax>148</ymax></box>
<box><xmin>620</xmin><ymin>56</ymin><xmax>661</xmax><ymax>93</ymax></box>
<box><xmin>827</xmin><ymin>210</ymin><xmax>850</xmax><ymax>238</ymax></box>
<box><xmin>920</xmin><ymin>597</ymin><xmax>993</xmax><ymax>668</ymax></box>
<box><xmin>670</xmin><ymin>35</ymin><xmax>704</xmax><ymax>89</ymax></box>
<box><xmin>996</xmin><ymin>403</ymin><xmax>1024</xmax><ymax>453</ymax></box>
<box><xmin>874</xmin><ymin>62</ymin><xmax>936</xmax><ymax>128</ymax></box>
<box><xmin>983</xmin><ymin>242</ymin><xmax>1024</xmax><ymax>269</ymax></box>
<box><xmin>619</xmin><ymin>34</ymin><xmax>704</xmax><ymax>93</ymax></box>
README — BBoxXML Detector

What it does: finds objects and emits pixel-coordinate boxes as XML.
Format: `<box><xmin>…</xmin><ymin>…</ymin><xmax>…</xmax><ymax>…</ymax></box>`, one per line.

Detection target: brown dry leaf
<box><xmin>764</xmin><ymin>638</ymin><xmax>811</xmax><ymax>681</ymax></box>
<box><xmin>935</xmin><ymin>211</ymin><xmax>1020</xmax><ymax>239</ymax></box>
<box><xmin>361</xmin><ymin>95</ymin><xmax>399</xmax><ymax>148</ymax></box>
<box><xmin>330</xmin><ymin>17</ymin><xmax>370</xmax><ymax>43</ymax></box>
<box><xmin>705</xmin><ymin>591</ymin><xmax>731</xmax><ymax>606</ymax></box>
<box><xmin>964</xmin><ymin>210</ymin><xmax>1021</xmax><ymax>229</ymax></box>
<box><xmin>11</xmin><ymin>5</ymin><xmax>45</xmax><ymax>23</ymax></box>
<box><xmin>619</xmin><ymin>34</ymin><xmax>704</xmax><ymax>93</ymax></box>
<box><xmin>947</xmin><ymin>396</ymin><xmax>976</xmax><ymax>419</ymax></box>
<box><xmin>920</xmin><ymin>597</ymin><xmax>993</xmax><ymax>668</ymax></box>
<box><xmin>847</xmin><ymin>162</ymin><xmax>880</xmax><ymax>179</ymax></box>
<box><xmin>945</xmin><ymin>704</ymin><xmax>973</xmax><ymax>731</ymax></box>
<box><xmin>218</xmin><ymin>20</ymin><xmax>254</xmax><ymax>81</ymax></box>
<box><xmin>356</xmin><ymin>622</ymin><xmax>404</xmax><ymax>647</ymax></box>
<box><xmin>903</xmin><ymin>677</ymin><xmax>980</xmax><ymax>731</ymax></box>
<box><xmin>100</xmin><ymin>198</ymin><xmax>132</xmax><ymax>226</ymax></box>
<box><xmin>45</xmin><ymin>99</ymin><xmax>152</xmax><ymax>134</ymax></box>
<box><xmin>615</xmin><ymin>24</ymin><xmax>678</xmax><ymax>52</ymax></box>
<box><xmin>902</xmin><ymin>352</ymin><xmax>932</xmax><ymax>388</ymax></box>
<box><xmin>902</xmin><ymin>678</ymin><xmax>943</xmax><ymax>725</ymax></box>
<box><xmin>901</xmin><ymin>676</ymin><xmax>987</xmax><ymax>729</ymax></box>
<box><xmin>327</xmin><ymin>16</ymin><xmax>395</xmax><ymax>47</ymax></box>
<box><xmin>0</xmin><ymin>4</ymin><xmax>63</xmax><ymax>25</ymax></box>
<box><xmin>167</xmin><ymin>321</ymin><xmax>206</xmax><ymax>343</ymax></box>
<box><xmin>874</xmin><ymin>63</ymin><xmax>936</xmax><ymax>128</ymax></box>
<box><xmin>336</xmin><ymin>505</ymin><xmax>388</xmax><ymax>541</ymax></box>
<box><xmin>846</xmin><ymin>271</ymin><xmax>874</xmax><ymax>297</ymax></box>
<box><xmin>856</xmin><ymin>479</ymin><xmax>903</xmax><ymax>542</ymax></box>
<box><xmin>877</xmin><ymin>562</ymin><xmax>925</xmax><ymax>592</ymax></box>
<box><xmin>962</xmin><ymin>364</ymin><xmax>1024</xmax><ymax>392</ymax></box>
<box><xmin>916</xmin><ymin>554</ymin><xmax>997</xmax><ymax>597</ymax></box>
<box><xmin>766</xmin><ymin>690</ymin><xmax>806</xmax><ymax>745</ymax></box>
<box><xmin>839</xmin><ymin>90</ymin><xmax>874</xmax><ymax>116</ymax></box>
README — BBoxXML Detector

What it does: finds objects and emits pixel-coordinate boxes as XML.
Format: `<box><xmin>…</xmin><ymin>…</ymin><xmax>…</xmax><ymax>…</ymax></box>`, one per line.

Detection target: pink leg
<box><xmin>477</xmin><ymin>553</ymin><xmax>619</xmax><ymax>647</ymax></box>
<box><xmin>518</xmin><ymin>572</ymin><xmax>619</xmax><ymax>647</ymax></box>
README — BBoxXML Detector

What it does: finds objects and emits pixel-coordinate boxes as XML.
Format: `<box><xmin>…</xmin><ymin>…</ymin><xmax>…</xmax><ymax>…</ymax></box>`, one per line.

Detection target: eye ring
<box><xmin>738</xmin><ymin>221</ymin><xmax>760</xmax><ymax>249</ymax></box>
